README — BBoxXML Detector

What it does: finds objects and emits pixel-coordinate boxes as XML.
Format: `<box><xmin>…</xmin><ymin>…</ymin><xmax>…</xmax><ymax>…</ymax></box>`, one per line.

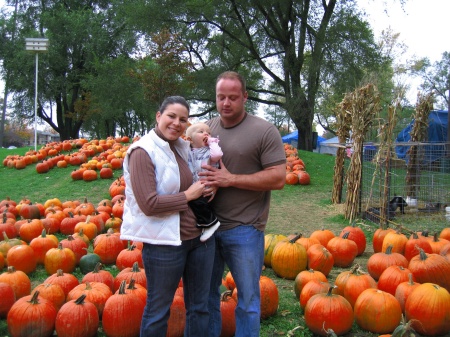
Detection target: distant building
<box><xmin>27</xmin><ymin>130</ymin><xmax>60</xmax><ymax>146</ymax></box>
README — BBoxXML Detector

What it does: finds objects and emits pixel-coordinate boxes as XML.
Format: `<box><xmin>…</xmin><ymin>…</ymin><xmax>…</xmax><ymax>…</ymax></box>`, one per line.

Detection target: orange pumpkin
<box><xmin>55</xmin><ymin>294</ymin><xmax>100</xmax><ymax>337</ymax></box>
<box><xmin>304</xmin><ymin>287</ymin><xmax>354</xmax><ymax>336</ymax></box>
<box><xmin>7</xmin><ymin>291</ymin><xmax>57</xmax><ymax>337</ymax></box>
<box><xmin>102</xmin><ymin>280</ymin><xmax>145</xmax><ymax>337</ymax></box>
<box><xmin>271</xmin><ymin>234</ymin><xmax>307</xmax><ymax>280</ymax></box>
<box><xmin>405</xmin><ymin>283</ymin><xmax>450</xmax><ymax>336</ymax></box>
<box><xmin>44</xmin><ymin>243</ymin><xmax>77</xmax><ymax>275</ymax></box>
<box><xmin>354</xmin><ymin>288</ymin><xmax>402</xmax><ymax>334</ymax></box>
<box><xmin>0</xmin><ymin>266</ymin><xmax>31</xmax><ymax>299</ymax></box>
<box><xmin>67</xmin><ymin>281</ymin><xmax>112</xmax><ymax>318</ymax></box>
<box><xmin>6</xmin><ymin>244</ymin><xmax>37</xmax><ymax>275</ymax></box>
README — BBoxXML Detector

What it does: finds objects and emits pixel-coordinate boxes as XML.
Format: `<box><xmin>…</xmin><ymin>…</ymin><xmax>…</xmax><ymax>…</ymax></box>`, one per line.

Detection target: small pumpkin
<box><xmin>44</xmin><ymin>269</ymin><xmax>80</xmax><ymax>298</ymax></box>
<box><xmin>0</xmin><ymin>266</ymin><xmax>31</xmax><ymax>299</ymax></box>
<box><xmin>219</xmin><ymin>291</ymin><xmax>236</xmax><ymax>337</ymax></box>
<box><xmin>6</xmin><ymin>244</ymin><xmax>37</xmax><ymax>275</ymax></box>
<box><xmin>116</xmin><ymin>244</ymin><xmax>143</xmax><ymax>271</ymax></box>
<box><xmin>326</xmin><ymin>231</ymin><xmax>358</xmax><ymax>268</ymax></box>
<box><xmin>82</xmin><ymin>262</ymin><xmax>115</xmax><ymax>293</ymax></box>
<box><xmin>306</xmin><ymin>244</ymin><xmax>334</xmax><ymax>277</ymax></box>
<box><xmin>67</xmin><ymin>281</ymin><xmax>112</xmax><ymax>318</ymax></box>
<box><xmin>32</xmin><ymin>282</ymin><xmax>66</xmax><ymax>311</ymax></box>
<box><xmin>0</xmin><ymin>282</ymin><xmax>16</xmax><ymax>318</ymax></box>
<box><xmin>79</xmin><ymin>253</ymin><xmax>102</xmax><ymax>274</ymax></box>
<box><xmin>263</xmin><ymin>233</ymin><xmax>287</xmax><ymax>268</ymax></box>
<box><xmin>44</xmin><ymin>242</ymin><xmax>77</xmax><ymax>275</ymax></box>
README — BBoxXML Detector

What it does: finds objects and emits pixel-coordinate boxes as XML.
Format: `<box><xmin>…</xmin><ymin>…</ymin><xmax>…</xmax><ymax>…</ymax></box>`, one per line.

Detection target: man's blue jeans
<box><xmin>208</xmin><ymin>225</ymin><xmax>265</xmax><ymax>337</ymax></box>
<box><xmin>140</xmin><ymin>235</ymin><xmax>215</xmax><ymax>337</ymax></box>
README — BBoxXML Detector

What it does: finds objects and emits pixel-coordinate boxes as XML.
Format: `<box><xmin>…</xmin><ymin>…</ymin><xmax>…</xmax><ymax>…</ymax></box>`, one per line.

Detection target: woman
<box><xmin>120</xmin><ymin>96</ymin><xmax>215</xmax><ymax>337</ymax></box>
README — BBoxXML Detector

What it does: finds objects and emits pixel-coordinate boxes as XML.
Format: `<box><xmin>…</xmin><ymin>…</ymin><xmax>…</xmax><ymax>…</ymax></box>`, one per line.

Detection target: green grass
<box><xmin>0</xmin><ymin>147</ymin><xmax>416</xmax><ymax>337</ymax></box>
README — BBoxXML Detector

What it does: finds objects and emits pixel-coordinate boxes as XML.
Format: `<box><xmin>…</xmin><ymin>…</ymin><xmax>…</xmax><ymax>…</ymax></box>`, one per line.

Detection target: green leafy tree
<box><xmin>0</xmin><ymin>0</ymin><xmax>138</xmax><ymax>140</ymax></box>
<box><xmin>130</xmin><ymin>0</ymin><xmax>387</xmax><ymax>150</ymax></box>
<box><xmin>412</xmin><ymin>51</ymin><xmax>450</xmax><ymax>142</ymax></box>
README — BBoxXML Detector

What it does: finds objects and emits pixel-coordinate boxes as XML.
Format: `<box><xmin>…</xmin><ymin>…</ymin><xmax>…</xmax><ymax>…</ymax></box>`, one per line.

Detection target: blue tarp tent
<box><xmin>395</xmin><ymin>110</ymin><xmax>448</xmax><ymax>163</ymax></box>
<box><xmin>281</xmin><ymin>130</ymin><xmax>325</xmax><ymax>149</ymax></box>
<box><xmin>281</xmin><ymin>130</ymin><xmax>299</xmax><ymax>144</ymax></box>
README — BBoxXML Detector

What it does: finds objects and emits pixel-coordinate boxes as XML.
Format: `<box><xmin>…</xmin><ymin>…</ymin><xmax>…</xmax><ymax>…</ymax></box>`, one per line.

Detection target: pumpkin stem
<box><xmin>326</xmin><ymin>285</ymin><xmax>337</xmax><ymax>296</ymax></box>
<box><xmin>93</xmin><ymin>262</ymin><xmax>103</xmax><ymax>273</ymax></box>
<box><xmin>118</xmin><ymin>280</ymin><xmax>127</xmax><ymax>294</ymax></box>
<box><xmin>220</xmin><ymin>290</ymin><xmax>233</xmax><ymax>301</ymax></box>
<box><xmin>341</xmin><ymin>231</ymin><xmax>350</xmax><ymax>239</ymax></box>
<box><xmin>132</xmin><ymin>261</ymin><xmax>141</xmax><ymax>272</ymax></box>
<box><xmin>28</xmin><ymin>290</ymin><xmax>40</xmax><ymax>304</ymax></box>
<box><xmin>385</xmin><ymin>244</ymin><xmax>394</xmax><ymax>254</ymax></box>
<box><xmin>290</xmin><ymin>234</ymin><xmax>302</xmax><ymax>242</ymax></box>
<box><xmin>75</xmin><ymin>294</ymin><xmax>87</xmax><ymax>305</ymax></box>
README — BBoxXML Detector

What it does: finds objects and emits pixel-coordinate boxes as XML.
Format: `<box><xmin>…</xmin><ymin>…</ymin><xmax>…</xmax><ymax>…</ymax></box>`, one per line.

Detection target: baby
<box><xmin>185</xmin><ymin>122</ymin><xmax>223</xmax><ymax>242</ymax></box>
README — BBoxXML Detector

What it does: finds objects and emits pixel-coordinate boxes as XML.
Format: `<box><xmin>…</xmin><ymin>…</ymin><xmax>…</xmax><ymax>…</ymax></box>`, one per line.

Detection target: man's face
<box><xmin>216</xmin><ymin>78</ymin><xmax>248</xmax><ymax>127</ymax></box>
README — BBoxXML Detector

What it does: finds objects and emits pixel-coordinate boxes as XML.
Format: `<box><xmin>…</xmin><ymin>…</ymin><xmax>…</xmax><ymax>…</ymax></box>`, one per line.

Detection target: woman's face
<box><xmin>156</xmin><ymin>103</ymin><xmax>189</xmax><ymax>141</ymax></box>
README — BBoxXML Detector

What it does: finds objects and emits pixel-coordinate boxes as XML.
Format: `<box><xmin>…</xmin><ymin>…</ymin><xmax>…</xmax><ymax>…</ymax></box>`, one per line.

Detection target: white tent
<box><xmin>318</xmin><ymin>136</ymin><xmax>341</xmax><ymax>156</ymax></box>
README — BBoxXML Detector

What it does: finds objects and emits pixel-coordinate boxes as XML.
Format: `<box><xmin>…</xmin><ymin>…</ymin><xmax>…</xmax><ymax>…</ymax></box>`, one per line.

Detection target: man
<box><xmin>199</xmin><ymin>71</ymin><xmax>286</xmax><ymax>336</ymax></box>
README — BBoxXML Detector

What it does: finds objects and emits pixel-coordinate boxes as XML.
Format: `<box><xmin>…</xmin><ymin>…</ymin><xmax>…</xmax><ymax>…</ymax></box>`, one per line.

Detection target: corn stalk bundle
<box><xmin>332</xmin><ymin>93</ymin><xmax>352</xmax><ymax>204</ymax></box>
<box><xmin>344</xmin><ymin>84</ymin><xmax>381</xmax><ymax>222</ymax></box>
<box><xmin>365</xmin><ymin>103</ymin><xmax>399</xmax><ymax>226</ymax></box>
<box><xmin>405</xmin><ymin>92</ymin><xmax>433</xmax><ymax>198</ymax></box>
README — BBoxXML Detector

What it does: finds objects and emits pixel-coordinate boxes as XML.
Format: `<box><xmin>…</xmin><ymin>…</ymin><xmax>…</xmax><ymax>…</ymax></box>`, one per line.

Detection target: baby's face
<box><xmin>190</xmin><ymin>125</ymin><xmax>211</xmax><ymax>148</ymax></box>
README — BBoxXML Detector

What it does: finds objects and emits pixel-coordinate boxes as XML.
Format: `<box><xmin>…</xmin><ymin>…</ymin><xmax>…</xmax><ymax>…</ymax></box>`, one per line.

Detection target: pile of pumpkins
<box><xmin>0</xmin><ymin>190</ymin><xmax>193</xmax><ymax>337</ymax></box>
<box><xmin>0</xmin><ymin>183</ymin><xmax>277</xmax><ymax>337</ymax></box>
<box><xmin>2</xmin><ymin>136</ymin><xmax>133</xmax><ymax>182</ymax></box>
<box><xmin>263</xmin><ymin>225</ymin><xmax>450</xmax><ymax>336</ymax></box>
<box><xmin>284</xmin><ymin>143</ymin><xmax>310</xmax><ymax>185</ymax></box>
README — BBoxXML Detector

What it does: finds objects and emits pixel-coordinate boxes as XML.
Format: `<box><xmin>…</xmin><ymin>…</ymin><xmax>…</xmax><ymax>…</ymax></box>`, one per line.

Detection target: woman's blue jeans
<box><xmin>140</xmin><ymin>235</ymin><xmax>215</xmax><ymax>337</ymax></box>
<box><xmin>208</xmin><ymin>225</ymin><xmax>265</xmax><ymax>337</ymax></box>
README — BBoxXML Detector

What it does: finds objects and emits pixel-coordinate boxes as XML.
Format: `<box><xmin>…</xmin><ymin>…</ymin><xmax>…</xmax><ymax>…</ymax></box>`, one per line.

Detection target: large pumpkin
<box><xmin>408</xmin><ymin>248</ymin><xmax>450</xmax><ymax>292</ymax></box>
<box><xmin>102</xmin><ymin>280</ymin><xmax>146</xmax><ymax>337</ymax></box>
<box><xmin>354</xmin><ymin>288</ymin><xmax>402</xmax><ymax>334</ymax></box>
<box><xmin>7</xmin><ymin>291</ymin><xmax>57</xmax><ymax>337</ymax></box>
<box><xmin>271</xmin><ymin>234</ymin><xmax>307</xmax><ymax>280</ymax></box>
<box><xmin>304</xmin><ymin>287</ymin><xmax>354</xmax><ymax>336</ymax></box>
<box><xmin>55</xmin><ymin>294</ymin><xmax>99</xmax><ymax>337</ymax></box>
<box><xmin>405</xmin><ymin>283</ymin><xmax>450</xmax><ymax>336</ymax></box>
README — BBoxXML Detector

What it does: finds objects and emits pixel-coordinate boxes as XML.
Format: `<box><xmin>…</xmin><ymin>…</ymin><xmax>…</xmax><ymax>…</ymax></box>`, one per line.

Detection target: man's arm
<box><xmin>200</xmin><ymin>160</ymin><xmax>285</xmax><ymax>191</ymax></box>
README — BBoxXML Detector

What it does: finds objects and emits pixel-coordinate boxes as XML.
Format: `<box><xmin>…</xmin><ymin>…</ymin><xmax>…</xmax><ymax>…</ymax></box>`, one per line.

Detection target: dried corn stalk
<box><xmin>332</xmin><ymin>93</ymin><xmax>352</xmax><ymax>204</ymax></box>
<box><xmin>365</xmin><ymin>102</ymin><xmax>399</xmax><ymax>226</ymax></box>
<box><xmin>344</xmin><ymin>84</ymin><xmax>381</xmax><ymax>222</ymax></box>
<box><xmin>405</xmin><ymin>92</ymin><xmax>434</xmax><ymax>198</ymax></box>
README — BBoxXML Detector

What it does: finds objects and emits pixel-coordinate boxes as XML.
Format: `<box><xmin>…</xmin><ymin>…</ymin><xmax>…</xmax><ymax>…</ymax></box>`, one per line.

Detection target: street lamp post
<box><xmin>25</xmin><ymin>38</ymin><xmax>49</xmax><ymax>152</ymax></box>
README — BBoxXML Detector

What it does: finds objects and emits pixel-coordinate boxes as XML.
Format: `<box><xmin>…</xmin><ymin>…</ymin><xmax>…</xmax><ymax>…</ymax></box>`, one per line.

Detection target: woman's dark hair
<box><xmin>159</xmin><ymin>96</ymin><xmax>190</xmax><ymax>114</ymax></box>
